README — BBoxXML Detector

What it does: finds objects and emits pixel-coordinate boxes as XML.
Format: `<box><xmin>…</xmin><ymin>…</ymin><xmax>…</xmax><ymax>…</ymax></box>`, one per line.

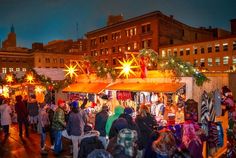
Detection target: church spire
<box><xmin>11</xmin><ymin>24</ymin><xmax>15</xmax><ymax>33</ymax></box>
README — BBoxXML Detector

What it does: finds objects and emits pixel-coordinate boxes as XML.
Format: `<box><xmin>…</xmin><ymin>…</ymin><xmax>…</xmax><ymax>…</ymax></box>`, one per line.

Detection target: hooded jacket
<box><xmin>105</xmin><ymin>105</ymin><xmax>124</xmax><ymax>136</ymax></box>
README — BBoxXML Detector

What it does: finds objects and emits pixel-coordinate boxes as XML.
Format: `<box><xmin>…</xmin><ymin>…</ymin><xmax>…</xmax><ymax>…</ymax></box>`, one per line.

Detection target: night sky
<box><xmin>0</xmin><ymin>0</ymin><xmax>235</xmax><ymax>48</ymax></box>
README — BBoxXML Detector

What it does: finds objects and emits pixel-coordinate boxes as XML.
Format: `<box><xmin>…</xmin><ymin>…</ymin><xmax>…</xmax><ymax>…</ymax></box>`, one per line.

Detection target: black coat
<box><xmin>135</xmin><ymin>114</ymin><xmax>157</xmax><ymax>149</ymax></box>
<box><xmin>78</xmin><ymin>136</ymin><xmax>104</xmax><ymax>158</ymax></box>
<box><xmin>94</xmin><ymin>110</ymin><xmax>108</xmax><ymax>137</ymax></box>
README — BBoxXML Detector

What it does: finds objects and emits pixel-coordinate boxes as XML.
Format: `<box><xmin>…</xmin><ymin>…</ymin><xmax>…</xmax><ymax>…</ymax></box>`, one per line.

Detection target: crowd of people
<box><xmin>0</xmin><ymin>86</ymin><xmax>235</xmax><ymax>158</ymax></box>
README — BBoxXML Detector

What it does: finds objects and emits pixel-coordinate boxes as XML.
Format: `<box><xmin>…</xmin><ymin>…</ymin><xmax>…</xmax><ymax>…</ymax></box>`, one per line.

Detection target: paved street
<box><xmin>0</xmin><ymin>124</ymin><xmax>71</xmax><ymax>158</ymax></box>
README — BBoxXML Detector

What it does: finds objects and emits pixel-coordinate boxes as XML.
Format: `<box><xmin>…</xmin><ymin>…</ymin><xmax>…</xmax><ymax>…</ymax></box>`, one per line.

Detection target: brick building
<box><xmin>159</xmin><ymin>19</ymin><xmax>236</xmax><ymax>72</ymax></box>
<box><xmin>0</xmin><ymin>50</ymin><xmax>34</xmax><ymax>73</ymax></box>
<box><xmin>85</xmin><ymin>11</ymin><xmax>217</xmax><ymax>67</ymax></box>
<box><xmin>33</xmin><ymin>51</ymin><xmax>83</xmax><ymax>68</ymax></box>
<box><xmin>43</xmin><ymin>39</ymin><xmax>87</xmax><ymax>55</ymax></box>
<box><xmin>0</xmin><ymin>26</ymin><xmax>85</xmax><ymax>74</ymax></box>
<box><xmin>159</xmin><ymin>35</ymin><xmax>236</xmax><ymax>72</ymax></box>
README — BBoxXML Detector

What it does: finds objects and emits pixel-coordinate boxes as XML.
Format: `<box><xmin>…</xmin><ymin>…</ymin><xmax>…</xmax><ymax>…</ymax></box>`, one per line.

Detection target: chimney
<box><xmin>107</xmin><ymin>14</ymin><xmax>124</xmax><ymax>26</ymax></box>
<box><xmin>231</xmin><ymin>19</ymin><xmax>236</xmax><ymax>35</ymax></box>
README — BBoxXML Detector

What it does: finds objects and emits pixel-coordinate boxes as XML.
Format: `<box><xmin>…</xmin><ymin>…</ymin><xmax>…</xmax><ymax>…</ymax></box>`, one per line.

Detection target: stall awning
<box><xmin>105</xmin><ymin>82</ymin><xmax>185</xmax><ymax>93</ymax></box>
<box><xmin>62</xmin><ymin>82</ymin><xmax>109</xmax><ymax>94</ymax></box>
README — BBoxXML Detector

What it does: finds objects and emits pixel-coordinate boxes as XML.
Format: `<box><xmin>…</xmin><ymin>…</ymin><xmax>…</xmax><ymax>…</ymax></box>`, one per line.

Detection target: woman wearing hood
<box><xmin>105</xmin><ymin>105</ymin><xmax>124</xmax><ymax>136</ymax></box>
<box><xmin>0</xmin><ymin>97</ymin><xmax>12</xmax><ymax>137</ymax></box>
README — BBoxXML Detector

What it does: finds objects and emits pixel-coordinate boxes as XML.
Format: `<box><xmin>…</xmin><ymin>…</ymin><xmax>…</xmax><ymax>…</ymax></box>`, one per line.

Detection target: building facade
<box><xmin>42</xmin><ymin>39</ymin><xmax>87</xmax><ymax>55</ymax></box>
<box><xmin>159</xmin><ymin>35</ymin><xmax>236</xmax><ymax>71</ymax></box>
<box><xmin>85</xmin><ymin>11</ymin><xmax>216</xmax><ymax>67</ymax></box>
<box><xmin>0</xmin><ymin>50</ymin><xmax>34</xmax><ymax>73</ymax></box>
<box><xmin>33</xmin><ymin>51</ymin><xmax>83</xmax><ymax>68</ymax></box>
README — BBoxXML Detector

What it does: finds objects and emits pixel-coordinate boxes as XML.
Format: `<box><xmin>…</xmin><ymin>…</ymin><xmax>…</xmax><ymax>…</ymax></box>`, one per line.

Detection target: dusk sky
<box><xmin>0</xmin><ymin>0</ymin><xmax>235</xmax><ymax>48</ymax></box>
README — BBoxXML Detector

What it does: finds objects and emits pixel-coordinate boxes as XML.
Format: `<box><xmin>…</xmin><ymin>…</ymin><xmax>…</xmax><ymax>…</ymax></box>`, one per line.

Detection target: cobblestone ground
<box><xmin>0</xmin><ymin>124</ymin><xmax>72</xmax><ymax>158</ymax></box>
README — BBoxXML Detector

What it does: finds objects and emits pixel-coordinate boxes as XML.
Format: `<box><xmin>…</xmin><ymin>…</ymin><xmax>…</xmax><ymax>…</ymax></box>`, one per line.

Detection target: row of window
<box><xmin>1</xmin><ymin>67</ymin><xmax>27</xmax><ymax>73</ymax></box>
<box><xmin>162</xmin><ymin>41</ymin><xmax>236</xmax><ymax>57</ymax></box>
<box><xmin>90</xmin><ymin>23</ymin><xmax>152</xmax><ymax>46</ymax></box>
<box><xmin>95</xmin><ymin>58</ymin><xmax>122</xmax><ymax>66</ymax></box>
<box><xmin>1</xmin><ymin>58</ymin><xmax>28</xmax><ymax>63</ymax></box>
<box><xmin>193</xmin><ymin>56</ymin><xmax>236</xmax><ymax>67</ymax></box>
<box><xmin>90</xmin><ymin>40</ymin><xmax>152</xmax><ymax>56</ymax></box>
<box><xmin>38</xmin><ymin>58</ymin><xmax>64</xmax><ymax>64</ymax></box>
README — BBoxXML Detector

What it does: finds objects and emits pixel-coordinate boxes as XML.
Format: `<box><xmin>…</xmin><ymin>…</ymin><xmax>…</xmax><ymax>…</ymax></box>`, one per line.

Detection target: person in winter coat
<box><xmin>106</xmin><ymin>118</ymin><xmax>129</xmax><ymax>154</ymax></box>
<box><xmin>78</xmin><ymin>125</ymin><xmax>104</xmax><ymax>158</ymax></box>
<box><xmin>47</xmin><ymin>103</ymin><xmax>57</xmax><ymax>149</ymax></box>
<box><xmin>95</xmin><ymin>105</ymin><xmax>109</xmax><ymax>148</ymax></box>
<box><xmin>119</xmin><ymin>107</ymin><xmax>141</xmax><ymax>140</ymax></box>
<box><xmin>38</xmin><ymin>103</ymin><xmax>50</xmax><ymax>154</ymax></box>
<box><xmin>105</xmin><ymin>105</ymin><xmax>124</xmax><ymax>136</ymax></box>
<box><xmin>66</xmin><ymin>101</ymin><xmax>85</xmax><ymax>158</ymax></box>
<box><xmin>135</xmin><ymin>104</ymin><xmax>157</xmax><ymax>150</ymax></box>
<box><xmin>152</xmin><ymin>128</ymin><xmax>177</xmax><ymax>158</ymax></box>
<box><xmin>27</xmin><ymin>94</ymin><xmax>39</xmax><ymax>131</ymax></box>
<box><xmin>143</xmin><ymin>130</ymin><xmax>159</xmax><ymax>158</ymax></box>
<box><xmin>0</xmin><ymin>97</ymin><xmax>12</xmax><ymax>137</ymax></box>
<box><xmin>52</xmin><ymin>99</ymin><xmax>66</xmax><ymax>155</ymax></box>
<box><xmin>181</xmin><ymin>122</ymin><xmax>203</xmax><ymax>158</ymax></box>
<box><xmin>15</xmin><ymin>95</ymin><xmax>29</xmax><ymax>137</ymax></box>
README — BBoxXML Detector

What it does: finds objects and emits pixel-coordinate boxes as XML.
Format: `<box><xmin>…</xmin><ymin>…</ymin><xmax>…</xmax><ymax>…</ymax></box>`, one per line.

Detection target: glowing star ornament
<box><xmin>35</xmin><ymin>86</ymin><xmax>45</xmax><ymax>93</ymax></box>
<box><xmin>26</xmin><ymin>73</ymin><xmax>34</xmax><ymax>84</ymax></box>
<box><xmin>64</xmin><ymin>64</ymin><xmax>78</xmax><ymax>78</ymax></box>
<box><xmin>115</xmin><ymin>58</ymin><xmax>139</xmax><ymax>78</ymax></box>
<box><xmin>5</xmin><ymin>74</ymin><xmax>14</xmax><ymax>83</ymax></box>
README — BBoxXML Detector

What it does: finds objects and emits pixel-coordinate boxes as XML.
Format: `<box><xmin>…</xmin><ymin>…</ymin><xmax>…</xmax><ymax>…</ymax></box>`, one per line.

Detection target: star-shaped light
<box><xmin>35</xmin><ymin>86</ymin><xmax>45</xmax><ymax>93</ymax></box>
<box><xmin>64</xmin><ymin>64</ymin><xmax>78</xmax><ymax>78</ymax></box>
<box><xmin>26</xmin><ymin>73</ymin><xmax>34</xmax><ymax>84</ymax></box>
<box><xmin>115</xmin><ymin>58</ymin><xmax>139</xmax><ymax>78</ymax></box>
<box><xmin>5</xmin><ymin>74</ymin><xmax>14</xmax><ymax>83</ymax></box>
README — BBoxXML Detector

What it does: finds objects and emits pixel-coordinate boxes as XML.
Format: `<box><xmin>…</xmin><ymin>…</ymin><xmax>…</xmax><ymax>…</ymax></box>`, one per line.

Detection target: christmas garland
<box><xmin>1</xmin><ymin>48</ymin><xmax>209</xmax><ymax>91</ymax></box>
<box><xmin>139</xmin><ymin>49</ymin><xmax>209</xmax><ymax>86</ymax></box>
<box><xmin>1</xmin><ymin>68</ymin><xmax>73</xmax><ymax>92</ymax></box>
<box><xmin>87</xmin><ymin>48</ymin><xmax>209</xmax><ymax>86</ymax></box>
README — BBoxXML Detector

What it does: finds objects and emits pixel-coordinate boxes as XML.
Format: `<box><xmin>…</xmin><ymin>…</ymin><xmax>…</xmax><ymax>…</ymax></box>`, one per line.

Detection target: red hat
<box><xmin>57</xmin><ymin>99</ymin><xmax>65</xmax><ymax>105</ymax></box>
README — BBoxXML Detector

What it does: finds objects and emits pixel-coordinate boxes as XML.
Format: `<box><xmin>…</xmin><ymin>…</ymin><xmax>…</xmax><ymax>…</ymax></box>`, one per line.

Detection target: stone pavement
<box><xmin>0</xmin><ymin>124</ymin><xmax>72</xmax><ymax>158</ymax></box>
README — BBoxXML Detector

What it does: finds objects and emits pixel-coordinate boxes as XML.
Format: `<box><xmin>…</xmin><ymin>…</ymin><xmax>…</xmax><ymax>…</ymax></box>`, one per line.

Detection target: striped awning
<box><xmin>62</xmin><ymin>82</ymin><xmax>109</xmax><ymax>94</ymax></box>
<box><xmin>105</xmin><ymin>82</ymin><xmax>185</xmax><ymax>93</ymax></box>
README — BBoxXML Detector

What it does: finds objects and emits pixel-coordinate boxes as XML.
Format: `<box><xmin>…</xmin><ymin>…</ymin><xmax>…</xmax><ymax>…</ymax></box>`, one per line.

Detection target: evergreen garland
<box><xmin>87</xmin><ymin>48</ymin><xmax>209</xmax><ymax>86</ymax></box>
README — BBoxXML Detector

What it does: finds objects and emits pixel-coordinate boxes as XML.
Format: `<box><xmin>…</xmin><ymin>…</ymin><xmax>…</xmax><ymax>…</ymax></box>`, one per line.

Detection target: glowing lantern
<box><xmin>64</xmin><ymin>64</ymin><xmax>78</xmax><ymax>78</ymax></box>
<box><xmin>115</xmin><ymin>58</ymin><xmax>139</xmax><ymax>78</ymax></box>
